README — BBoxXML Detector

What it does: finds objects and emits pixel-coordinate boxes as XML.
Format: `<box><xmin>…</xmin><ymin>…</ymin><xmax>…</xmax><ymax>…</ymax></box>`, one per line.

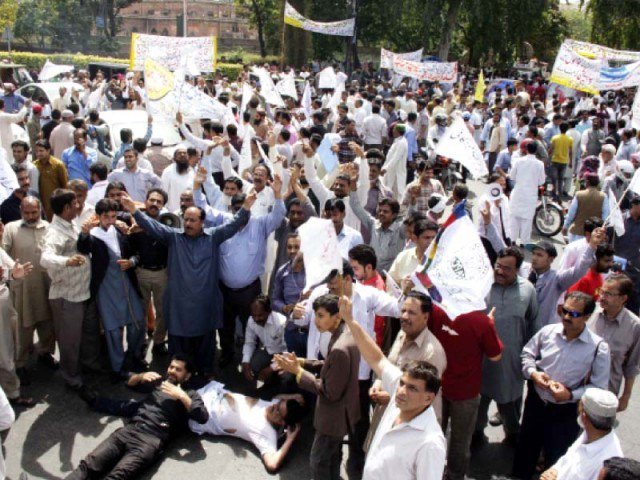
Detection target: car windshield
<box><xmin>111</xmin><ymin>121</ymin><xmax>181</xmax><ymax>149</ymax></box>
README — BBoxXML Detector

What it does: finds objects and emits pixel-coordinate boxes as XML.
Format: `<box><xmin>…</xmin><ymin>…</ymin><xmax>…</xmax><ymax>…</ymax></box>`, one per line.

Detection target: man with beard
<box><xmin>129</xmin><ymin>189</ymin><xmax>171</xmax><ymax>355</ymax></box>
<box><xmin>2</xmin><ymin>197</ymin><xmax>55</xmax><ymax>385</ymax></box>
<box><xmin>161</xmin><ymin>147</ymin><xmax>194</xmax><ymax>212</ymax></box>
<box><xmin>0</xmin><ymin>164</ymin><xmax>39</xmax><ymax>224</ymax></box>
<box><xmin>68</xmin><ymin>355</ymin><xmax>209</xmax><ymax>480</ymax></box>
<box><xmin>120</xmin><ymin>190</ymin><xmax>254</xmax><ymax>377</ymax></box>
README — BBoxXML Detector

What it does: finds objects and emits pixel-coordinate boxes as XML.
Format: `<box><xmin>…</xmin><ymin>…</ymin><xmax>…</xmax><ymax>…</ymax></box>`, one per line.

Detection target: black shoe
<box><xmin>471</xmin><ymin>432</ymin><xmax>488</xmax><ymax>451</ymax></box>
<box><xmin>38</xmin><ymin>353</ymin><xmax>59</xmax><ymax>370</ymax></box>
<box><xmin>502</xmin><ymin>434</ymin><xmax>518</xmax><ymax>448</ymax></box>
<box><xmin>131</xmin><ymin>358</ymin><xmax>149</xmax><ymax>372</ymax></box>
<box><xmin>152</xmin><ymin>343</ymin><xmax>168</xmax><ymax>355</ymax></box>
<box><xmin>16</xmin><ymin>367</ymin><xmax>31</xmax><ymax>386</ymax></box>
<box><xmin>489</xmin><ymin>411</ymin><xmax>503</xmax><ymax>426</ymax></box>
<box><xmin>110</xmin><ymin>371</ymin><xmax>128</xmax><ymax>384</ymax></box>
<box><xmin>78</xmin><ymin>385</ymin><xmax>98</xmax><ymax>407</ymax></box>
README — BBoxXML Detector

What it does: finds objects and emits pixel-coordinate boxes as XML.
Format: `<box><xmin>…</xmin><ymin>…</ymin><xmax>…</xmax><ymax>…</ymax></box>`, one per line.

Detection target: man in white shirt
<box><xmin>324</xmin><ymin>198</ymin><xmax>363</xmax><ymax>259</ymax></box>
<box><xmin>190</xmin><ymin>382</ymin><xmax>307</xmax><ymax>473</ymax></box>
<box><xmin>49</xmin><ymin>110</ymin><xmax>75</xmax><ymax>159</ymax></box>
<box><xmin>362</xmin><ymin>104</ymin><xmax>387</xmax><ymax>150</ymax></box>
<box><xmin>161</xmin><ymin>147</ymin><xmax>195</xmax><ymax>212</ymax></box>
<box><xmin>540</xmin><ymin>388</ymin><xmax>623</xmax><ymax>480</ymax></box>
<box><xmin>241</xmin><ymin>294</ymin><xmax>288</xmax><ymax>384</ymax></box>
<box><xmin>340</xmin><ymin>294</ymin><xmax>446</xmax><ymax>480</ymax></box>
<box><xmin>0</xmin><ymin>386</ymin><xmax>15</xmax><ymax>479</ymax></box>
<box><xmin>86</xmin><ymin>163</ymin><xmax>110</xmax><ymax>207</ymax></box>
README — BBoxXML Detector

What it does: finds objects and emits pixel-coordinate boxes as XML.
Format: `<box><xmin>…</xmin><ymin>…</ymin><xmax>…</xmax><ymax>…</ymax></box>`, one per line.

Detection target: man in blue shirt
<box><xmin>218</xmin><ymin>175</ymin><xmax>286</xmax><ymax>367</ymax></box>
<box><xmin>1</xmin><ymin>84</ymin><xmax>25</xmax><ymax>113</ymax></box>
<box><xmin>494</xmin><ymin>138</ymin><xmax>518</xmax><ymax>176</ymax></box>
<box><xmin>120</xmin><ymin>191</ymin><xmax>254</xmax><ymax>377</ymax></box>
<box><xmin>61</xmin><ymin>129</ymin><xmax>97</xmax><ymax>185</ymax></box>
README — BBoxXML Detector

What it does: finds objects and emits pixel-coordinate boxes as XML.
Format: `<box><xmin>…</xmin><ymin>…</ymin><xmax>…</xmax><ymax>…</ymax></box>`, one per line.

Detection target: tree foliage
<box><xmin>0</xmin><ymin>0</ymin><xmax>18</xmax><ymax>32</ymax></box>
<box><xmin>584</xmin><ymin>0</ymin><xmax>640</xmax><ymax>50</ymax></box>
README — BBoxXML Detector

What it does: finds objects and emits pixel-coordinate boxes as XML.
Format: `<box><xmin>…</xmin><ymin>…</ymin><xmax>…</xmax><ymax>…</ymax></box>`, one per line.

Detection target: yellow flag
<box><xmin>474</xmin><ymin>70</ymin><xmax>486</xmax><ymax>102</ymax></box>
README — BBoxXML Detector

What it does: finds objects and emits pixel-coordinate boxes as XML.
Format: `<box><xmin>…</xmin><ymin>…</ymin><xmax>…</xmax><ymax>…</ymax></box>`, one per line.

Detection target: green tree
<box><xmin>0</xmin><ymin>0</ymin><xmax>18</xmax><ymax>31</ymax></box>
<box><xmin>235</xmin><ymin>0</ymin><xmax>280</xmax><ymax>57</ymax></box>
<box><xmin>583</xmin><ymin>0</ymin><xmax>640</xmax><ymax>50</ymax></box>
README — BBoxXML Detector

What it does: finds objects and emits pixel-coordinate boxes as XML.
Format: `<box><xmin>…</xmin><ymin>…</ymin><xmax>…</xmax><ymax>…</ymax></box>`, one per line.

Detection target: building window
<box><xmin>232</xmin><ymin>24</ymin><xmax>239</xmax><ymax>33</ymax></box>
<box><xmin>148</xmin><ymin>9</ymin><xmax>155</xmax><ymax>15</ymax></box>
<box><xmin>150</xmin><ymin>27</ymin><xmax>157</xmax><ymax>34</ymax></box>
<box><xmin>131</xmin><ymin>26</ymin><xmax>138</xmax><ymax>33</ymax></box>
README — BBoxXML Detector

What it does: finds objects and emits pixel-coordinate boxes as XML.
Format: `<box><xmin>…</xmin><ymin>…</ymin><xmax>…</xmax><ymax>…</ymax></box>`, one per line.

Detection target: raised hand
<box><xmin>120</xmin><ymin>193</ymin><xmax>137</xmax><ymax>214</ymax></box>
<box><xmin>242</xmin><ymin>189</ymin><xmax>258</xmax><ymax>211</ymax></box>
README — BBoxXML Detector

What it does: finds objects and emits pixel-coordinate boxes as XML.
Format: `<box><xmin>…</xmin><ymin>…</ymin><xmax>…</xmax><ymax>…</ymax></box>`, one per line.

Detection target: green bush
<box><xmin>0</xmin><ymin>51</ymin><xmax>245</xmax><ymax>79</ymax></box>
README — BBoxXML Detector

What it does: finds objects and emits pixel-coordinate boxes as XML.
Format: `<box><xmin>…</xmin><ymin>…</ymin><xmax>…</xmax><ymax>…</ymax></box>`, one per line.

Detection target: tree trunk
<box><xmin>252</xmin><ymin>0</ymin><xmax>267</xmax><ymax>57</ymax></box>
<box><xmin>437</xmin><ymin>0</ymin><xmax>462</xmax><ymax>60</ymax></box>
<box><xmin>284</xmin><ymin>0</ymin><xmax>308</xmax><ymax>66</ymax></box>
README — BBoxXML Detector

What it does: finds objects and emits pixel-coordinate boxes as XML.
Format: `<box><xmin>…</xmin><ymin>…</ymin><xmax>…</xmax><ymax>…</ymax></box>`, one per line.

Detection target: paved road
<box><xmin>4</xmin><ymin>178</ymin><xmax>639</xmax><ymax>479</ymax></box>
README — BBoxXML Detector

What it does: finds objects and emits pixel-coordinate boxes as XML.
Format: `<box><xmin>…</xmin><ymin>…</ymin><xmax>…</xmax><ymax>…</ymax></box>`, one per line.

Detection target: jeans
<box><xmin>442</xmin><ymin>395</ymin><xmax>481</xmax><ymax>480</ymax></box>
<box><xmin>284</xmin><ymin>325</ymin><xmax>308</xmax><ymax>358</ymax></box>
<box><xmin>550</xmin><ymin>162</ymin><xmax>567</xmax><ymax>198</ymax></box>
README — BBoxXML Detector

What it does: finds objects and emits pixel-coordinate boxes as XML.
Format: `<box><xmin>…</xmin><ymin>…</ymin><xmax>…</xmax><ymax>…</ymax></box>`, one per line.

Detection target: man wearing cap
<box><xmin>512</xmin><ymin>291</ymin><xmax>611</xmax><ymax>479</ymax></box>
<box><xmin>145</xmin><ymin>137</ymin><xmax>173</xmax><ymax>177</ymax></box>
<box><xmin>528</xmin><ymin>227</ymin><xmax>604</xmax><ymax>327</ymax></box>
<box><xmin>539</xmin><ymin>388</ymin><xmax>623</xmax><ymax>480</ymax></box>
<box><xmin>588</xmin><ymin>274</ymin><xmax>640</xmax><ymax>412</ymax></box>
<box><xmin>49</xmin><ymin>110</ymin><xmax>76</xmax><ymax>159</ymax></box>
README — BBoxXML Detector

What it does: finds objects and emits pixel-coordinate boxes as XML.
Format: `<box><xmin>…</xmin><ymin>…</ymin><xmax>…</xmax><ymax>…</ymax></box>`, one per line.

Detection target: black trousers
<box><xmin>168</xmin><ymin>333</ymin><xmax>215</xmax><ymax>376</ymax></box>
<box><xmin>219</xmin><ymin>278</ymin><xmax>262</xmax><ymax>361</ymax></box>
<box><xmin>347</xmin><ymin>378</ymin><xmax>372</xmax><ymax>480</ymax></box>
<box><xmin>511</xmin><ymin>382</ymin><xmax>580</xmax><ymax>479</ymax></box>
<box><xmin>65</xmin><ymin>424</ymin><xmax>162</xmax><ymax>480</ymax></box>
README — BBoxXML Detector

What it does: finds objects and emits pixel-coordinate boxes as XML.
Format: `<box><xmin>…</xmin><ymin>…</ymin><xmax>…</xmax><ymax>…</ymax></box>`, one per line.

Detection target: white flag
<box><xmin>276</xmin><ymin>72</ymin><xmax>298</xmax><ymax>100</ymax></box>
<box><xmin>318</xmin><ymin>67</ymin><xmax>337</xmax><ymax>90</ymax></box>
<box><xmin>240</xmin><ymin>82</ymin><xmax>254</xmax><ymax>117</ymax></box>
<box><xmin>39</xmin><ymin>59</ymin><xmax>74</xmax><ymax>81</ymax></box>
<box><xmin>238</xmin><ymin>128</ymin><xmax>253</xmax><ymax>177</ymax></box>
<box><xmin>298</xmin><ymin>217</ymin><xmax>343</xmax><ymax>290</ymax></box>
<box><xmin>251</xmin><ymin>67</ymin><xmax>285</xmax><ymax>107</ymax></box>
<box><xmin>384</xmin><ymin>270</ymin><xmax>403</xmax><ymax>299</ymax></box>
<box><xmin>608</xmin><ymin>192</ymin><xmax>626</xmax><ymax>237</ymax></box>
<box><xmin>632</xmin><ymin>88</ymin><xmax>640</xmax><ymax>131</ymax></box>
<box><xmin>435</xmin><ymin>117</ymin><xmax>488</xmax><ymax>178</ymax></box>
<box><xmin>426</xmin><ymin>209</ymin><xmax>493</xmax><ymax>319</ymax></box>
<box><xmin>628</xmin><ymin>168</ymin><xmax>640</xmax><ymax>196</ymax></box>
<box><xmin>301</xmin><ymin>81</ymin><xmax>313</xmax><ymax>117</ymax></box>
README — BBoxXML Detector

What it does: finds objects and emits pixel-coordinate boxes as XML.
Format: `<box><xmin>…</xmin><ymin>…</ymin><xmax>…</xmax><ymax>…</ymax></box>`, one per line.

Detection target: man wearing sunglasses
<box><xmin>512</xmin><ymin>291</ymin><xmax>611</xmax><ymax>480</ymax></box>
<box><xmin>588</xmin><ymin>274</ymin><xmax>640</xmax><ymax>413</ymax></box>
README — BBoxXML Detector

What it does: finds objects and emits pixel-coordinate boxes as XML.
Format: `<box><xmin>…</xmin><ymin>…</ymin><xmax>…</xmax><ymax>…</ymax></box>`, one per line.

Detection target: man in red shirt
<box><xmin>568</xmin><ymin>244</ymin><xmax>615</xmax><ymax>300</ymax></box>
<box><xmin>428</xmin><ymin>305</ymin><xmax>503</xmax><ymax>480</ymax></box>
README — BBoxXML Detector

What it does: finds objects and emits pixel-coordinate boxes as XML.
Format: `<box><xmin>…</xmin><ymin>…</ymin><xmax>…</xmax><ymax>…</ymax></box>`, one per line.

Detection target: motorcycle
<box><xmin>434</xmin><ymin>155</ymin><xmax>463</xmax><ymax>192</ymax></box>
<box><xmin>533</xmin><ymin>184</ymin><xmax>565</xmax><ymax>237</ymax></box>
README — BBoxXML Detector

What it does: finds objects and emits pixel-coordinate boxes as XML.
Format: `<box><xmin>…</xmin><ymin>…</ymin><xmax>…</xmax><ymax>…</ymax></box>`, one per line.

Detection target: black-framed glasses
<box><xmin>559</xmin><ymin>306</ymin><xmax>585</xmax><ymax>318</ymax></box>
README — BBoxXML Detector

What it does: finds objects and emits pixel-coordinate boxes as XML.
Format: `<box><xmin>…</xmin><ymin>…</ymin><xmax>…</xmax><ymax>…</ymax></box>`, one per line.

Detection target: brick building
<box><xmin>118</xmin><ymin>0</ymin><xmax>258</xmax><ymax>53</ymax></box>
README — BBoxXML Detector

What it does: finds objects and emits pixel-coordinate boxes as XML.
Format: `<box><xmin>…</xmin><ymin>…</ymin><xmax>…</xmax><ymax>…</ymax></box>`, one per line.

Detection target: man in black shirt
<box><xmin>66</xmin><ymin>355</ymin><xmax>209</xmax><ymax>480</ymax></box>
<box><xmin>0</xmin><ymin>164</ymin><xmax>40</xmax><ymax>224</ymax></box>
<box><xmin>42</xmin><ymin>109</ymin><xmax>61</xmax><ymax>142</ymax></box>
<box><xmin>129</xmin><ymin>188</ymin><xmax>170</xmax><ymax>354</ymax></box>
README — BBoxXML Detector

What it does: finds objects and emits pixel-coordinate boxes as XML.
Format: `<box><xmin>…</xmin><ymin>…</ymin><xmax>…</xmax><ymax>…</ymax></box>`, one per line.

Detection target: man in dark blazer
<box><xmin>275</xmin><ymin>293</ymin><xmax>361</xmax><ymax>480</ymax></box>
<box><xmin>77</xmin><ymin>198</ymin><xmax>146</xmax><ymax>379</ymax></box>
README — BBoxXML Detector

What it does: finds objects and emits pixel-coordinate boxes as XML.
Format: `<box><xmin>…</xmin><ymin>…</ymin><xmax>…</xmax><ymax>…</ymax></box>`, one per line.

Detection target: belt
<box><xmin>286</xmin><ymin>322</ymin><xmax>308</xmax><ymax>334</ymax></box>
<box><xmin>223</xmin><ymin>278</ymin><xmax>260</xmax><ymax>292</ymax></box>
<box><xmin>140</xmin><ymin>265</ymin><xmax>167</xmax><ymax>271</ymax></box>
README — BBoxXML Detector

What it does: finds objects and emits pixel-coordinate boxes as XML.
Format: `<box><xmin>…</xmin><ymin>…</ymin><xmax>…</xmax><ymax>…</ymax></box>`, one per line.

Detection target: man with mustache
<box><xmin>129</xmin><ymin>188</ymin><xmax>170</xmax><ymax>355</ymax></box>
<box><xmin>68</xmin><ymin>355</ymin><xmax>209</xmax><ymax>480</ymax></box>
<box><xmin>2</xmin><ymin>196</ymin><xmax>53</xmax><ymax>394</ymax></box>
<box><xmin>161</xmin><ymin>148</ymin><xmax>194</xmax><ymax>212</ymax></box>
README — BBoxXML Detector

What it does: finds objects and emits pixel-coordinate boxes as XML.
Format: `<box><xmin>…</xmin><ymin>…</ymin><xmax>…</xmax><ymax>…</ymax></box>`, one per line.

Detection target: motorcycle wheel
<box><xmin>533</xmin><ymin>203</ymin><xmax>564</xmax><ymax>237</ymax></box>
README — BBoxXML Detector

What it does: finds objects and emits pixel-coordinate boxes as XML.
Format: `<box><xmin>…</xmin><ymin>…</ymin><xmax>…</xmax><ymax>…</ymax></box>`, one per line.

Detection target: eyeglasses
<box><xmin>559</xmin><ymin>306</ymin><xmax>585</xmax><ymax>318</ymax></box>
<box><xmin>599</xmin><ymin>289</ymin><xmax>621</xmax><ymax>298</ymax></box>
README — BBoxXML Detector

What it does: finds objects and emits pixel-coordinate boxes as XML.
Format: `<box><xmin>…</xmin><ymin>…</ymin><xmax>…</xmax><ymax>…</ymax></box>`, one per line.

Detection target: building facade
<box><xmin>118</xmin><ymin>0</ymin><xmax>258</xmax><ymax>53</ymax></box>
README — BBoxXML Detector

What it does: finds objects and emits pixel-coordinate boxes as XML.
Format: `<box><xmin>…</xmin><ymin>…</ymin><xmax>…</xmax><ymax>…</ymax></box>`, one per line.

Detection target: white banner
<box><xmin>276</xmin><ymin>72</ymin><xmax>298</xmax><ymax>100</ymax></box>
<box><xmin>39</xmin><ymin>60</ymin><xmax>74</xmax><ymax>81</ymax></box>
<box><xmin>144</xmin><ymin>59</ymin><xmax>226</xmax><ymax>123</ymax></box>
<box><xmin>301</xmin><ymin>81</ymin><xmax>312</xmax><ymax>117</ymax></box>
<box><xmin>380</xmin><ymin>48</ymin><xmax>423</xmax><ymax>69</ymax></box>
<box><xmin>426</xmin><ymin>214</ymin><xmax>493</xmax><ymax>319</ymax></box>
<box><xmin>130</xmin><ymin>33</ymin><xmax>217</xmax><ymax>72</ymax></box>
<box><xmin>392</xmin><ymin>58</ymin><xmax>458</xmax><ymax>83</ymax></box>
<box><xmin>298</xmin><ymin>217</ymin><xmax>343</xmax><ymax>290</ymax></box>
<box><xmin>627</xmin><ymin>168</ymin><xmax>640</xmax><ymax>196</ymax></box>
<box><xmin>564</xmin><ymin>39</ymin><xmax>640</xmax><ymax>63</ymax></box>
<box><xmin>435</xmin><ymin>117</ymin><xmax>488</xmax><ymax>178</ymax></box>
<box><xmin>318</xmin><ymin>66</ymin><xmax>337</xmax><ymax>89</ymax></box>
<box><xmin>284</xmin><ymin>1</ymin><xmax>354</xmax><ymax>37</ymax></box>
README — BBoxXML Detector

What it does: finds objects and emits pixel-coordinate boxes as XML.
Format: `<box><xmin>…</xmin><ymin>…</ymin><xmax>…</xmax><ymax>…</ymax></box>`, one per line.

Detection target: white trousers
<box><xmin>510</xmin><ymin>215</ymin><xmax>533</xmax><ymax>244</ymax></box>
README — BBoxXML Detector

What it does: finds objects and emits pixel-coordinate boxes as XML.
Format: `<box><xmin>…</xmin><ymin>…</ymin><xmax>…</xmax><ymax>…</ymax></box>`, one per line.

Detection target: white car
<box><xmin>17</xmin><ymin>82</ymin><xmax>85</xmax><ymax>105</ymax></box>
<box><xmin>97</xmin><ymin>110</ymin><xmax>182</xmax><ymax>154</ymax></box>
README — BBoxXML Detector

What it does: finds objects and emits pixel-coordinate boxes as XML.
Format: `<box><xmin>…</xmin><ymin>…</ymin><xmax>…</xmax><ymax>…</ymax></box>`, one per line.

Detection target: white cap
<box><xmin>618</xmin><ymin>159</ymin><xmax>635</xmax><ymax>175</ymax></box>
<box><xmin>582</xmin><ymin>388</ymin><xmax>618</xmax><ymax>419</ymax></box>
<box><xmin>602</xmin><ymin>144</ymin><xmax>616</xmax><ymax>155</ymax></box>
<box><xmin>428</xmin><ymin>194</ymin><xmax>447</xmax><ymax>214</ymax></box>
<box><xmin>61</xmin><ymin>109</ymin><xmax>74</xmax><ymax>118</ymax></box>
